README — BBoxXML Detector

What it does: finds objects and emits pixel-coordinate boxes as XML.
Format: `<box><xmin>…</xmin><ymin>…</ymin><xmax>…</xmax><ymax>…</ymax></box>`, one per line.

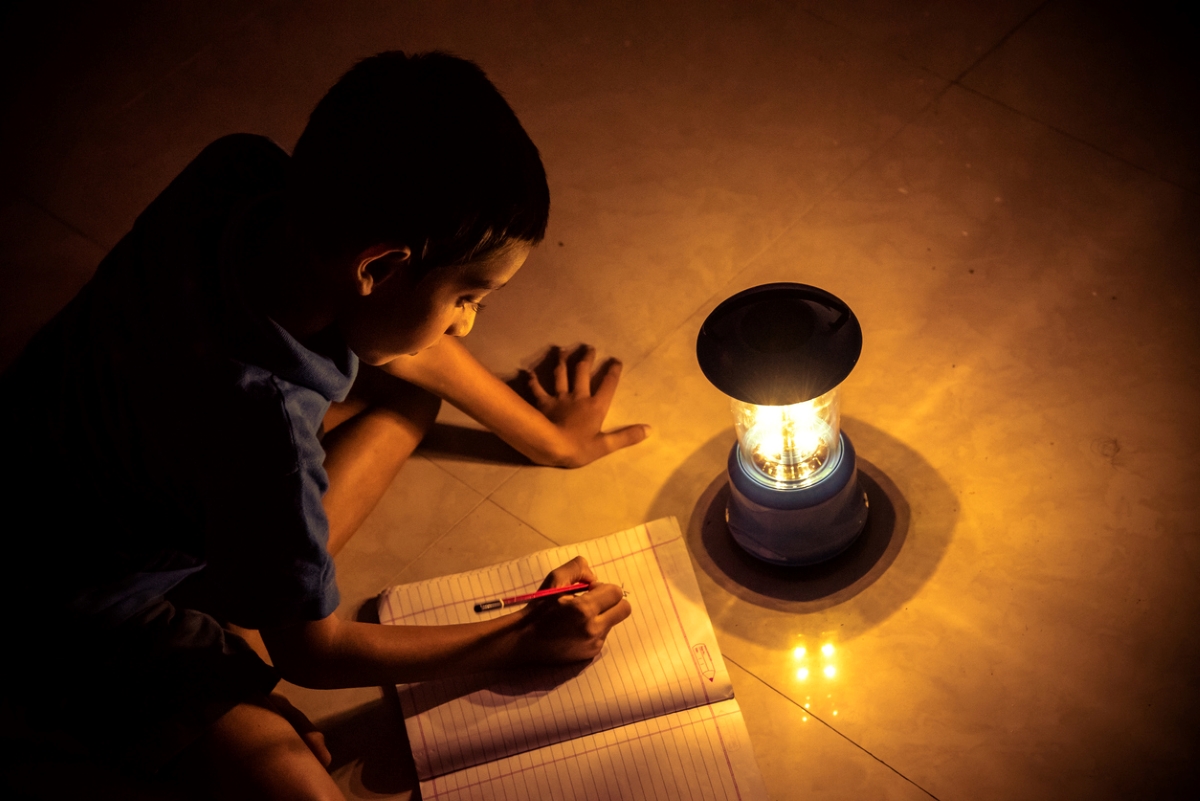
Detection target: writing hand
<box><xmin>516</xmin><ymin>556</ymin><xmax>632</xmax><ymax>663</ymax></box>
<box><xmin>525</xmin><ymin>345</ymin><xmax>651</xmax><ymax>468</ymax></box>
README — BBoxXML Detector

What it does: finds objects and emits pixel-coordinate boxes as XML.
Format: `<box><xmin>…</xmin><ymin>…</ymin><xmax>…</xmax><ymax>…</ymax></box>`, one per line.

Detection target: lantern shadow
<box><xmin>648</xmin><ymin>417</ymin><xmax>956</xmax><ymax>639</ymax></box>
<box><xmin>686</xmin><ymin>460</ymin><xmax>904</xmax><ymax>607</ymax></box>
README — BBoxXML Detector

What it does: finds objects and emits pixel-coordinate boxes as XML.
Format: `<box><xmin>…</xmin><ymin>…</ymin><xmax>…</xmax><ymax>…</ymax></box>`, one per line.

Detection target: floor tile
<box><xmin>961</xmin><ymin>0</ymin><xmax>1200</xmax><ymax>191</ymax></box>
<box><xmin>0</xmin><ymin>196</ymin><xmax>104</xmax><ymax>369</ymax></box>
<box><xmin>0</xmin><ymin>0</ymin><xmax>281</xmax><ymax>245</ymax></box>
<box><xmin>418</xmin><ymin>404</ymin><xmax>525</xmax><ymax>499</ymax></box>
<box><xmin>331</xmin><ymin>454</ymin><xmax>487</xmax><ymax>622</ymax></box>
<box><xmin>391</xmin><ymin>498</ymin><xmax>560</xmax><ymax>586</ymax></box>
<box><xmin>727</xmin><ymin>660</ymin><xmax>933</xmax><ymax>800</ymax></box>
<box><xmin>799</xmin><ymin>0</ymin><xmax>1043</xmax><ymax>79</ymax></box>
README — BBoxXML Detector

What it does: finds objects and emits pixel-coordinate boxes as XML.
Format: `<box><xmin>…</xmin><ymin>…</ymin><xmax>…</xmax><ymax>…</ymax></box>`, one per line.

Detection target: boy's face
<box><xmin>341</xmin><ymin>241</ymin><xmax>531</xmax><ymax>365</ymax></box>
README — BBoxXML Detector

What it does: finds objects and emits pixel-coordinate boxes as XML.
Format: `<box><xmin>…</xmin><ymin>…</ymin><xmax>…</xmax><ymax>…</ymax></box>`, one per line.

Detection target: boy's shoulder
<box><xmin>137</xmin><ymin>134</ymin><xmax>289</xmax><ymax>234</ymax></box>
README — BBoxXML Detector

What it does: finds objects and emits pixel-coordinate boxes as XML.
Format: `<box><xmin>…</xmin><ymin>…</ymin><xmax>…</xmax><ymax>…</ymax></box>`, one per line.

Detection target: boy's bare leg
<box><xmin>321</xmin><ymin>365</ymin><xmax>441</xmax><ymax>556</ymax></box>
<box><xmin>172</xmin><ymin>697</ymin><xmax>342</xmax><ymax>801</ymax></box>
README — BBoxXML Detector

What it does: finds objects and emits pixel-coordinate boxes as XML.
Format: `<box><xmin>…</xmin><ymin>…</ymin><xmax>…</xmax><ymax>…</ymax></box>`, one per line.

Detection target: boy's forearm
<box><xmin>382</xmin><ymin>337</ymin><xmax>569</xmax><ymax>465</ymax></box>
<box><xmin>264</xmin><ymin>610</ymin><xmax>532</xmax><ymax>689</ymax></box>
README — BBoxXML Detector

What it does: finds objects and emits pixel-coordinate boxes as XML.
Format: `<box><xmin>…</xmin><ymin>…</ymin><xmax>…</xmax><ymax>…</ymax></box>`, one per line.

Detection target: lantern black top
<box><xmin>696</xmin><ymin>282</ymin><xmax>862</xmax><ymax>405</ymax></box>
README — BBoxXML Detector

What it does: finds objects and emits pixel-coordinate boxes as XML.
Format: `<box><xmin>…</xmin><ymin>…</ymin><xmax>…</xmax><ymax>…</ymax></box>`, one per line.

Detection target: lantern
<box><xmin>697</xmin><ymin>283</ymin><xmax>869</xmax><ymax>565</ymax></box>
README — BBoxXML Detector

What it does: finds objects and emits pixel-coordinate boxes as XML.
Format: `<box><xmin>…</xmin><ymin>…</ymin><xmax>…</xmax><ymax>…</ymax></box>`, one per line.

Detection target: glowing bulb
<box><xmin>803</xmin><ymin>703</ymin><xmax>810</xmax><ymax>709</ymax></box>
<box><xmin>796</xmin><ymin>667</ymin><xmax>809</xmax><ymax>680</ymax></box>
<box><xmin>824</xmin><ymin>665</ymin><xmax>836</xmax><ymax>678</ymax></box>
<box><xmin>802</xmin><ymin>716</ymin><xmax>808</xmax><ymax>722</ymax></box>
<box><xmin>821</xmin><ymin>643</ymin><xmax>834</xmax><ymax>657</ymax></box>
<box><xmin>732</xmin><ymin>393</ymin><xmax>839</xmax><ymax>486</ymax></box>
<box><xmin>793</xmin><ymin>646</ymin><xmax>806</xmax><ymax>659</ymax></box>
<box><xmin>832</xmin><ymin>710</ymin><xmax>838</xmax><ymax>716</ymax></box>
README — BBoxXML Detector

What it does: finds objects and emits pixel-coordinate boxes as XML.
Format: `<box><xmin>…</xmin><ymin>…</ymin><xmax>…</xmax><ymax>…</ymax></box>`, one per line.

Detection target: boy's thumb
<box><xmin>604</xmin><ymin>424</ymin><xmax>652</xmax><ymax>453</ymax></box>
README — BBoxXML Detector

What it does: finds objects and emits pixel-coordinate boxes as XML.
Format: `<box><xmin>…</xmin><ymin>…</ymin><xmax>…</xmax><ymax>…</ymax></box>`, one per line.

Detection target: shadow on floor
<box><xmin>650</xmin><ymin>417</ymin><xmax>957</xmax><ymax>642</ymax></box>
<box><xmin>418</xmin><ymin>423</ymin><xmax>528</xmax><ymax>465</ymax></box>
<box><xmin>320</xmin><ymin>690</ymin><xmax>420</xmax><ymax>799</ymax></box>
<box><xmin>687</xmin><ymin>461</ymin><xmax>906</xmax><ymax>608</ymax></box>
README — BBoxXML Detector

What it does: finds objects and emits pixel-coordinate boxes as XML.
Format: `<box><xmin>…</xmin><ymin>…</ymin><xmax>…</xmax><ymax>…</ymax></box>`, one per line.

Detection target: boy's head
<box><xmin>291</xmin><ymin>50</ymin><xmax>549</xmax><ymax>273</ymax></box>
<box><xmin>290</xmin><ymin>51</ymin><xmax>550</xmax><ymax>362</ymax></box>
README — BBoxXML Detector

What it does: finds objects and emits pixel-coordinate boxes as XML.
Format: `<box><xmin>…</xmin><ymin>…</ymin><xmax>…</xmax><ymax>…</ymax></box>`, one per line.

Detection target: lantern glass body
<box><xmin>731</xmin><ymin>386</ymin><xmax>841</xmax><ymax>490</ymax></box>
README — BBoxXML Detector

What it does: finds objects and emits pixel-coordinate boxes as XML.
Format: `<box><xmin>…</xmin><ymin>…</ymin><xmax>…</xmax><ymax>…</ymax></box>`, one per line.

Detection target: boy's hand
<box><xmin>515</xmin><ymin>556</ymin><xmax>632</xmax><ymax>663</ymax></box>
<box><xmin>525</xmin><ymin>346</ymin><xmax>651</xmax><ymax>468</ymax></box>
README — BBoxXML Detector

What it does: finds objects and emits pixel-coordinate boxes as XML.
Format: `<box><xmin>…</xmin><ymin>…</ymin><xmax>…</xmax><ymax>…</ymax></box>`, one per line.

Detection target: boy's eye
<box><xmin>459</xmin><ymin>298</ymin><xmax>486</xmax><ymax>313</ymax></box>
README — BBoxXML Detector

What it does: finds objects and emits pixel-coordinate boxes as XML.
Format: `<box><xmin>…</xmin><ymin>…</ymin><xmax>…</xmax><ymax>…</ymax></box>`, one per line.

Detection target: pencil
<box><xmin>474</xmin><ymin>582</ymin><xmax>590</xmax><ymax>612</ymax></box>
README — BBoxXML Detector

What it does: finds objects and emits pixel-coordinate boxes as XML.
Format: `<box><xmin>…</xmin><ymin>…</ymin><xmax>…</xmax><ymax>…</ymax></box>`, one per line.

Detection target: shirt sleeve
<box><xmin>199</xmin><ymin>367</ymin><xmax>340</xmax><ymax>630</ymax></box>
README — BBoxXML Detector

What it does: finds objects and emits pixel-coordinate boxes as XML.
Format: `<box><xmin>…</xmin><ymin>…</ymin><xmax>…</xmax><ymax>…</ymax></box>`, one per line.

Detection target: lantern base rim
<box><xmin>725</xmin><ymin>432</ymin><xmax>869</xmax><ymax>566</ymax></box>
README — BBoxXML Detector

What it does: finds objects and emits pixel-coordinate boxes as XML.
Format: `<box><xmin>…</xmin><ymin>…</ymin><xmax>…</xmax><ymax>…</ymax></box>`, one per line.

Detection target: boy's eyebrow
<box><xmin>470</xmin><ymin>278</ymin><xmax>508</xmax><ymax>291</ymax></box>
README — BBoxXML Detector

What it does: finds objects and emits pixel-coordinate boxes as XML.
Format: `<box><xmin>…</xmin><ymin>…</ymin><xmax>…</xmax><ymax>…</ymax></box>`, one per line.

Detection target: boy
<box><xmin>1</xmin><ymin>51</ymin><xmax>646</xmax><ymax>799</ymax></box>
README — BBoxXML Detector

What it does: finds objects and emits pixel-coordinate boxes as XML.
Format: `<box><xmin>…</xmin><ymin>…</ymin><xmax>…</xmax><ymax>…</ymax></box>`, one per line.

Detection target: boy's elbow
<box><xmin>274</xmin><ymin>660</ymin><xmax>341</xmax><ymax>690</ymax></box>
<box><xmin>261</xmin><ymin>615</ymin><xmax>344</xmax><ymax>689</ymax></box>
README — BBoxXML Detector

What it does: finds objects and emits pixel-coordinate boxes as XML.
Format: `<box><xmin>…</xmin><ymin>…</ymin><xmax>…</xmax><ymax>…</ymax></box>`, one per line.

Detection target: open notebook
<box><xmin>377</xmin><ymin>517</ymin><xmax>768</xmax><ymax>800</ymax></box>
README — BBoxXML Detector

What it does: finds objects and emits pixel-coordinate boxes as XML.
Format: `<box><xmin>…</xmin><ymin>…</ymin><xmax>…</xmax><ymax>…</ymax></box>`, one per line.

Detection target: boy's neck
<box><xmin>236</xmin><ymin>198</ymin><xmax>344</xmax><ymax>350</ymax></box>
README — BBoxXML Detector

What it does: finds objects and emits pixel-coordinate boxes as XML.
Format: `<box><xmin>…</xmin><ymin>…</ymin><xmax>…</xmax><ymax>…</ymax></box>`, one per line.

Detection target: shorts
<box><xmin>6</xmin><ymin>594</ymin><xmax>279</xmax><ymax>773</ymax></box>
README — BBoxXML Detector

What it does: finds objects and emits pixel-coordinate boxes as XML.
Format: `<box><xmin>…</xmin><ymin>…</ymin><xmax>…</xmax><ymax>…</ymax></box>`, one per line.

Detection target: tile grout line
<box><xmin>950</xmin><ymin>0</ymin><xmax>1055</xmax><ymax>85</ymax></box>
<box><xmin>950</xmin><ymin>82</ymin><xmax>1200</xmax><ymax>196</ymax></box>
<box><xmin>725</xmin><ymin>655</ymin><xmax>943</xmax><ymax>801</ymax></box>
<box><xmin>383</xmin><ymin>460</ymin><xmax>495</xmax><ymax>580</ymax></box>
<box><xmin>945</xmin><ymin>0</ymin><xmax>1198</xmax><ymax>196</ymax></box>
<box><xmin>17</xmin><ymin>193</ymin><xmax>106</xmax><ymax>252</ymax></box>
<box><xmin>110</xmin><ymin>6</ymin><xmax>266</xmax><ymax>117</ymax></box>
<box><xmin>410</xmin><ymin>457</ymin><xmax>565</xmax><ymax>552</ymax></box>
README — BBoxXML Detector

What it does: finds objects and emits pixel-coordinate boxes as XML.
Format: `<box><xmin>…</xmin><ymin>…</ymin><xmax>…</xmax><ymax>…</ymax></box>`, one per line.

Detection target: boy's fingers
<box><xmin>526</xmin><ymin>370</ymin><xmax>551</xmax><ymax>402</ymax></box>
<box><xmin>592</xmin><ymin>360</ymin><xmax>622</xmax><ymax>406</ymax></box>
<box><xmin>600</xmin><ymin>424</ymin><xmax>652</xmax><ymax>455</ymax></box>
<box><xmin>554</xmin><ymin>349</ymin><xmax>569</xmax><ymax>395</ymax></box>
<box><xmin>548</xmin><ymin>555</ymin><xmax>595</xmax><ymax>587</ymax></box>
<box><xmin>573</xmin><ymin>347</ymin><xmax>596</xmax><ymax>398</ymax></box>
<box><xmin>572</xmin><ymin>582</ymin><xmax>625</xmax><ymax>613</ymax></box>
<box><xmin>304</xmin><ymin>730</ymin><xmax>333</xmax><ymax>768</ymax></box>
<box><xmin>595</xmin><ymin>597</ymin><xmax>633</xmax><ymax>630</ymax></box>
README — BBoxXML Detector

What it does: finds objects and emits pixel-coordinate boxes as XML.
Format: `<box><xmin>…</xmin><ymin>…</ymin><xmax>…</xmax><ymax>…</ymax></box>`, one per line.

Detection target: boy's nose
<box><xmin>446</xmin><ymin>310</ymin><xmax>475</xmax><ymax>338</ymax></box>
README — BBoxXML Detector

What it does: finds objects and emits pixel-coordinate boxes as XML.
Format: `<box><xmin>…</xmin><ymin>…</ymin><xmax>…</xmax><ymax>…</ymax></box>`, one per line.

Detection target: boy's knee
<box><xmin>406</xmin><ymin>385</ymin><xmax>442</xmax><ymax>434</ymax></box>
<box><xmin>354</xmin><ymin>366</ymin><xmax>441</xmax><ymax>435</ymax></box>
<box><xmin>182</xmin><ymin>699</ymin><xmax>346</xmax><ymax>801</ymax></box>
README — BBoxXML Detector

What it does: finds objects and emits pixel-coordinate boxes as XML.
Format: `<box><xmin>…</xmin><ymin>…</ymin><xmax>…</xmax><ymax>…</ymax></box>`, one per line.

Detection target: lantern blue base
<box><xmin>725</xmin><ymin>432</ymin><xmax>869</xmax><ymax>566</ymax></box>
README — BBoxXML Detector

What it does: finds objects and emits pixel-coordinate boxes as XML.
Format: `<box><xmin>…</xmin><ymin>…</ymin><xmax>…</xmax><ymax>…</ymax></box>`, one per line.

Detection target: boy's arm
<box><xmin>380</xmin><ymin>336</ymin><xmax>650</xmax><ymax>468</ymax></box>
<box><xmin>261</xmin><ymin>559</ymin><xmax>632</xmax><ymax>688</ymax></box>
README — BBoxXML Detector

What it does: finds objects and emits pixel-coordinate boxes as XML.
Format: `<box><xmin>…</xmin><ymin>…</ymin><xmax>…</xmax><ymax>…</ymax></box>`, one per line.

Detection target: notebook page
<box><xmin>378</xmin><ymin>518</ymin><xmax>733</xmax><ymax>780</ymax></box>
<box><xmin>418</xmin><ymin>699</ymin><xmax>768</xmax><ymax>801</ymax></box>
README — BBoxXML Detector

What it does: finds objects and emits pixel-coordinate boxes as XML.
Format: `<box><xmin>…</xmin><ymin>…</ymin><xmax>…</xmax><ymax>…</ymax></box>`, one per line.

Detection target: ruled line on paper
<box><xmin>422</xmin><ymin>705</ymin><xmax>748</xmax><ymax>796</ymax></box>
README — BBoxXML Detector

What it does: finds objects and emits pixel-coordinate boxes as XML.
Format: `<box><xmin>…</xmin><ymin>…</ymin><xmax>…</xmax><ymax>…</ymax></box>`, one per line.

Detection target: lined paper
<box><xmin>377</xmin><ymin>518</ymin><xmax>735</xmax><ymax>780</ymax></box>
<box><xmin>419</xmin><ymin>699</ymin><xmax>768</xmax><ymax>801</ymax></box>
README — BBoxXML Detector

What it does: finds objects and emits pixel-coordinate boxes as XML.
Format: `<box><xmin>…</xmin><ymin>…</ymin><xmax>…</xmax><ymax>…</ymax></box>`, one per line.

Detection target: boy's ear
<box><xmin>353</xmin><ymin>245</ymin><xmax>413</xmax><ymax>296</ymax></box>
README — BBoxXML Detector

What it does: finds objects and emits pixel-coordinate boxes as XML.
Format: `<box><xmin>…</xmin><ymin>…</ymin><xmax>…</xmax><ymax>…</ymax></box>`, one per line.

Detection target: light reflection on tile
<box><xmin>728</xmin><ymin>661</ymin><xmax>930</xmax><ymax>800</ymax></box>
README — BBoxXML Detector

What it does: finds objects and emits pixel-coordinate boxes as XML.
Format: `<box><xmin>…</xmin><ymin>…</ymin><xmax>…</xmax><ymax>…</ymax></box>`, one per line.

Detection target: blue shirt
<box><xmin>2</xmin><ymin>135</ymin><xmax>354</xmax><ymax>631</ymax></box>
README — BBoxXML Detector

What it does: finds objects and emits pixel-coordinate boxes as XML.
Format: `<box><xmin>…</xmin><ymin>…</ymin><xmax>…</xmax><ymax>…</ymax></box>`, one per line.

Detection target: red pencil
<box><xmin>474</xmin><ymin>582</ymin><xmax>590</xmax><ymax>612</ymax></box>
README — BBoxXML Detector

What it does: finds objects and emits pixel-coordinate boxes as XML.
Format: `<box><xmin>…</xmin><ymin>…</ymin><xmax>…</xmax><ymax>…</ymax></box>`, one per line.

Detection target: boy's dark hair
<box><xmin>291</xmin><ymin>51</ymin><xmax>550</xmax><ymax>271</ymax></box>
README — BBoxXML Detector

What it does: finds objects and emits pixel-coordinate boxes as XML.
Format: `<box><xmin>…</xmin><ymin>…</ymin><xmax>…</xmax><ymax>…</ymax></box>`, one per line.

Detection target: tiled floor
<box><xmin>2</xmin><ymin>1</ymin><xmax>1197</xmax><ymax>799</ymax></box>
